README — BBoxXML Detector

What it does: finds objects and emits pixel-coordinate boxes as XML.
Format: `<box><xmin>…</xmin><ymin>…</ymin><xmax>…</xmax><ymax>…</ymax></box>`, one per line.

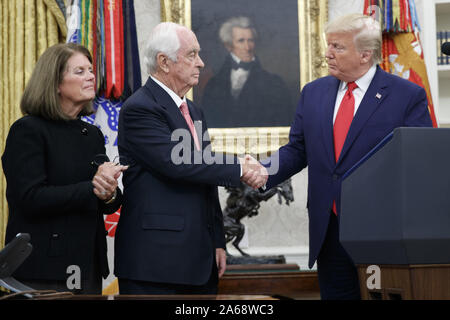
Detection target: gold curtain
<box><xmin>0</xmin><ymin>0</ymin><xmax>67</xmax><ymax>249</ymax></box>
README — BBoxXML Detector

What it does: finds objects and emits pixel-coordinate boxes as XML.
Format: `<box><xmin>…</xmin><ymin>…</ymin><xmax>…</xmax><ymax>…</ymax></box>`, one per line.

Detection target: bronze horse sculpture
<box><xmin>223</xmin><ymin>179</ymin><xmax>294</xmax><ymax>256</ymax></box>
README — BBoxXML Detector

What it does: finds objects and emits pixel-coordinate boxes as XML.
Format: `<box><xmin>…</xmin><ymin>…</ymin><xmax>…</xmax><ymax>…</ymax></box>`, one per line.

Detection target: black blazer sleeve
<box><xmin>99</xmin><ymin>186</ymin><xmax>123</xmax><ymax>215</ymax></box>
<box><xmin>2</xmin><ymin>118</ymin><xmax>100</xmax><ymax>219</ymax></box>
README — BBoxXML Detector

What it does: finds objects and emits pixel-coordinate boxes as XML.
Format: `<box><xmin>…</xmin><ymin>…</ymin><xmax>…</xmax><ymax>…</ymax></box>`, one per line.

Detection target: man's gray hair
<box><xmin>144</xmin><ymin>22</ymin><xmax>182</xmax><ymax>74</ymax></box>
<box><xmin>219</xmin><ymin>16</ymin><xmax>257</xmax><ymax>46</ymax></box>
<box><xmin>325</xmin><ymin>13</ymin><xmax>382</xmax><ymax>64</ymax></box>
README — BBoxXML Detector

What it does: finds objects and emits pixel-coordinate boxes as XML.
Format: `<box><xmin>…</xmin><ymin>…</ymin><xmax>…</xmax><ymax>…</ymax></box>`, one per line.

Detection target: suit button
<box><xmin>52</xmin><ymin>233</ymin><xmax>59</xmax><ymax>239</ymax></box>
<box><xmin>333</xmin><ymin>174</ymin><xmax>339</xmax><ymax>181</ymax></box>
<box><xmin>105</xmin><ymin>230</ymin><xmax>109</xmax><ymax>236</ymax></box>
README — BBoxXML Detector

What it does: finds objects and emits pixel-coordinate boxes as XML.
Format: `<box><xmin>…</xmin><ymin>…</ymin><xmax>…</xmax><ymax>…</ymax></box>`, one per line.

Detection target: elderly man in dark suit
<box><xmin>114</xmin><ymin>22</ymin><xmax>260</xmax><ymax>295</ymax></box>
<box><xmin>243</xmin><ymin>13</ymin><xmax>433</xmax><ymax>300</ymax></box>
<box><xmin>201</xmin><ymin>16</ymin><xmax>294</xmax><ymax>128</ymax></box>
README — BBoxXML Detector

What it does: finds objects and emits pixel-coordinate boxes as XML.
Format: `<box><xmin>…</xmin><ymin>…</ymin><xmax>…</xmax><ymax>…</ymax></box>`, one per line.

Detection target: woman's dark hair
<box><xmin>20</xmin><ymin>43</ymin><xmax>95</xmax><ymax>120</ymax></box>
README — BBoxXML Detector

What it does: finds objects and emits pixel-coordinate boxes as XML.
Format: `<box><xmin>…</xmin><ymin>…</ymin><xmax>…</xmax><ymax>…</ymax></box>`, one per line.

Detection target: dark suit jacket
<box><xmin>264</xmin><ymin>66</ymin><xmax>433</xmax><ymax>268</ymax></box>
<box><xmin>201</xmin><ymin>56</ymin><xmax>295</xmax><ymax>128</ymax></box>
<box><xmin>114</xmin><ymin>78</ymin><xmax>241</xmax><ymax>286</ymax></box>
<box><xmin>2</xmin><ymin>116</ymin><xmax>122</xmax><ymax>281</ymax></box>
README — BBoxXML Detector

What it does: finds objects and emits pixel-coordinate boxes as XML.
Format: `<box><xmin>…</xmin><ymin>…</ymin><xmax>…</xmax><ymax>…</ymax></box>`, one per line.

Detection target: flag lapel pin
<box><xmin>376</xmin><ymin>93</ymin><xmax>382</xmax><ymax>99</ymax></box>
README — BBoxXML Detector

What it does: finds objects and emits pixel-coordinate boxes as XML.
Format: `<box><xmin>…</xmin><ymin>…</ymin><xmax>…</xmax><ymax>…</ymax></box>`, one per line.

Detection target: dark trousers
<box><xmin>118</xmin><ymin>262</ymin><xmax>219</xmax><ymax>295</ymax></box>
<box><xmin>317</xmin><ymin>212</ymin><xmax>361</xmax><ymax>300</ymax></box>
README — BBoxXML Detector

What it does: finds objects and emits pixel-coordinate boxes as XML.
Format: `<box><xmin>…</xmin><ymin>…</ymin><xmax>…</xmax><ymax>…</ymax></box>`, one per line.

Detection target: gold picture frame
<box><xmin>161</xmin><ymin>0</ymin><xmax>328</xmax><ymax>156</ymax></box>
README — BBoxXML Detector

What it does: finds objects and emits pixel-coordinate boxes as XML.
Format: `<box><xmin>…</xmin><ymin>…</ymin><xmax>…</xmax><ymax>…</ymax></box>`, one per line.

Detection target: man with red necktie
<box><xmin>115</xmin><ymin>22</ymin><xmax>258</xmax><ymax>295</ymax></box>
<box><xmin>244</xmin><ymin>13</ymin><xmax>433</xmax><ymax>299</ymax></box>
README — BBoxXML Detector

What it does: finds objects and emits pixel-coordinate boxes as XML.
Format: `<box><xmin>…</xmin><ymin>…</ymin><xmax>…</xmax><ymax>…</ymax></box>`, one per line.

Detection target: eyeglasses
<box><xmin>91</xmin><ymin>154</ymin><xmax>135</xmax><ymax>167</ymax></box>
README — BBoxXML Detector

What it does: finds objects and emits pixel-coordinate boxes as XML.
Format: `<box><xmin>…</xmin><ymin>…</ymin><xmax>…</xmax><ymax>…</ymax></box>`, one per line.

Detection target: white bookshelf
<box><xmin>420</xmin><ymin>0</ymin><xmax>450</xmax><ymax>125</ymax></box>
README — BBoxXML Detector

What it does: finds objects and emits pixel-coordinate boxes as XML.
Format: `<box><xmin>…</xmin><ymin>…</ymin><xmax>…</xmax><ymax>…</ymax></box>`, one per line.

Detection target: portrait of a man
<box><xmin>192</xmin><ymin>0</ymin><xmax>300</xmax><ymax>128</ymax></box>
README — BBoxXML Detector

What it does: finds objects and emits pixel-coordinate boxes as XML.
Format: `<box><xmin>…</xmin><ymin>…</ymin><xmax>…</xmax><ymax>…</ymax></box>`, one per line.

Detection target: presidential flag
<box><xmin>364</xmin><ymin>0</ymin><xmax>438</xmax><ymax>127</ymax></box>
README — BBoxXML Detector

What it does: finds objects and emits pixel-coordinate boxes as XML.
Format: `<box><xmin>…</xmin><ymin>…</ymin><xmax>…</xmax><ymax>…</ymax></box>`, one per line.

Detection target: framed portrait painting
<box><xmin>161</xmin><ymin>0</ymin><xmax>328</xmax><ymax>154</ymax></box>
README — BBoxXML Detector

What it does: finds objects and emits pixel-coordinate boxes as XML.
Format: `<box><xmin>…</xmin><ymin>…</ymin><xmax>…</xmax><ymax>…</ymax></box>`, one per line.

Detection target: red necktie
<box><xmin>180</xmin><ymin>102</ymin><xmax>201</xmax><ymax>151</ymax></box>
<box><xmin>332</xmin><ymin>81</ymin><xmax>357</xmax><ymax>215</ymax></box>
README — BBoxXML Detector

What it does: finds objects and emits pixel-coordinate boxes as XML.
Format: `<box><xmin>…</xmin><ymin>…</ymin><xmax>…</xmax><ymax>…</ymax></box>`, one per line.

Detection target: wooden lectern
<box><xmin>355</xmin><ymin>263</ymin><xmax>450</xmax><ymax>300</ymax></box>
<box><xmin>340</xmin><ymin>128</ymin><xmax>450</xmax><ymax>300</ymax></box>
<box><xmin>218</xmin><ymin>264</ymin><xmax>320</xmax><ymax>299</ymax></box>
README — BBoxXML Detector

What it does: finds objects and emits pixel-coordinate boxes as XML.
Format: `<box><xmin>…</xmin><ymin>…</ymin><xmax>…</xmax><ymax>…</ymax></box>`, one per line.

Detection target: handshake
<box><xmin>239</xmin><ymin>155</ymin><xmax>268</xmax><ymax>190</ymax></box>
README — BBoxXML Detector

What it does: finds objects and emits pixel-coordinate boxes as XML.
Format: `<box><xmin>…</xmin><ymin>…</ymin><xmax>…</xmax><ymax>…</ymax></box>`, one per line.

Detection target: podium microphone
<box><xmin>441</xmin><ymin>42</ymin><xmax>450</xmax><ymax>56</ymax></box>
<box><xmin>0</xmin><ymin>233</ymin><xmax>34</xmax><ymax>298</ymax></box>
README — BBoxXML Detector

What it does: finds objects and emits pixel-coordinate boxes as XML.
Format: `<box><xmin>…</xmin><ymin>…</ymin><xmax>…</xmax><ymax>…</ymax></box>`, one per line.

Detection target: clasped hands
<box><xmin>239</xmin><ymin>155</ymin><xmax>268</xmax><ymax>190</ymax></box>
<box><xmin>92</xmin><ymin>162</ymin><xmax>128</xmax><ymax>201</ymax></box>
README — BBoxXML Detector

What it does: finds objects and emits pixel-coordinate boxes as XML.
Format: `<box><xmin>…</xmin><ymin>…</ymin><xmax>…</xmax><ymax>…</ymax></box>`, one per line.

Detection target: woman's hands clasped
<box><xmin>92</xmin><ymin>162</ymin><xmax>128</xmax><ymax>201</ymax></box>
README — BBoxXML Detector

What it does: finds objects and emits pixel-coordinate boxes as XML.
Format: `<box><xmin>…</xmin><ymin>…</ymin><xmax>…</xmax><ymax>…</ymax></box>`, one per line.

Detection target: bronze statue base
<box><xmin>226</xmin><ymin>255</ymin><xmax>286</xmax><ymax>265</ymax></box>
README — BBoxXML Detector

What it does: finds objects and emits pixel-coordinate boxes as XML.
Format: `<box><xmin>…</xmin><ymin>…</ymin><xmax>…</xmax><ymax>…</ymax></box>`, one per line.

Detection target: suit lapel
<box><xmin>322</xmin><ymin>77</ymin><xmax>341</xmax><ymax>166</ymax></box>
<box><xmin>337</xmin><ymin>67</ymin><xmax>390</xmax><ymax>164</ymax></box>
<box><xmin>146</xmin><ymin>78</ymin><xmax>191</xmax><ymax>132</ymax></box>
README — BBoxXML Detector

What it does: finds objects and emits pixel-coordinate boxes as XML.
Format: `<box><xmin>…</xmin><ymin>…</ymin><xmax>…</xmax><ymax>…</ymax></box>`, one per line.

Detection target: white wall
<box><xmin>328</xmin><ymin>0</ymin><xmax>364</xmax><ymax>20</ymax></box>
<box><xmin>134</xmin><ymin>0</ymin><xmax>160</xmax><ymax>84</ymax></box>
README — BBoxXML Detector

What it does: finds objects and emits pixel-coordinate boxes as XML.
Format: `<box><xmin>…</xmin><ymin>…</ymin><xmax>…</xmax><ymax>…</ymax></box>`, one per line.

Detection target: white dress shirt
<box><xmin>230</xmin><ymin>53</ymin><xmax>254</xmax><ymax>99</ymax></box>
<box><xmin>332</xmin><ymin>64</ymin><xmax>377</xmax><ymax>124</ymax></box>
<box><xmin>150</xmin><ymin>75</ymin><xmax>187</xmax><ymax>109</ymax></box>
